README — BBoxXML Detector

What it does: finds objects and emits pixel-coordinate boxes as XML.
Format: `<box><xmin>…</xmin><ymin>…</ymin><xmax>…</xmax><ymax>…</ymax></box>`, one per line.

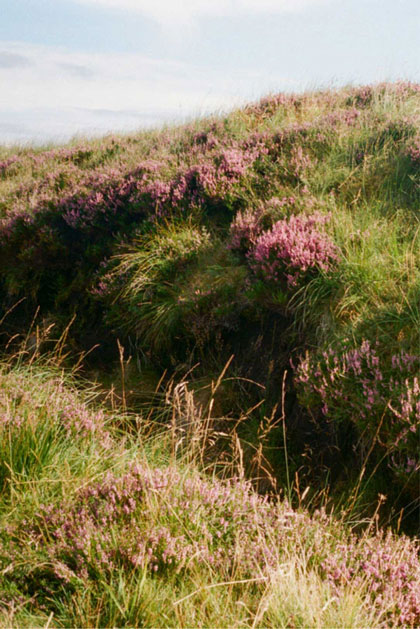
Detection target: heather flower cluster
<box><xmin>58</xmin><ymin>404</ymin><xmax>110</xmax><ymax>445</ymax></box>
<box><xmin>295</xmin><ymin>341</ymin><xmax>420</xmax><ymax>489</ymax></box>
<box><xmin>405</xmin><ymin>136</ymin><xmax>420</xmax><ymax>165</ymax></box>
<box><xmin>191</xmin><ymin>129</ymin><xmax>220</xmax><ymax>150</ymax></box>
<box><xmin>346</xmin><ymin>82</ymin><xmax>420</xmax><ymax>108</ymax></box>
<box><xmin>228</xmin><ymin>207</ymin><xmax>264</xmax><ymax>252</ymax></box>
<box><xmin>4</xmin><ymin>463</ymin><xmax>419</xmax><ymax>626</ymax></box>
<box><xmin>59</xmin><ymin>160</ymin><xmax>164</xmax><ymax>230</ymax></box>
<box><xmin>30</xmin><ymin>466</ymin><xmax>297</xmax><ymax>578</ymax></box>
<box><xmin>228</xmin><ymin>197</ymin><xmax>297</xmax><ymax>253</ymax></box>
<box><xmin>0</xmin><ymin>368</ymin><xmax>111</xmax><ymax>447</ymax></box>
<box><xmin>0</xmin><ymin>137</ymin><xmax>261</xmax><ymax>242</ymax></box>
<box><xmin>161</xmin><ymin>144</ymin><xmax>261</xmax><ymax>211</ymax></box>
<box><xmin>0</xmin><ymin>155</ymin><xmax>20</xmax><ymax>177</ymax></box>
<box><xmin>250</xmin><ymin>212</ymin><xmax>339</xmax><ymax>287</ymax></box>
<box><xmin>242</xmin><ymin>108</ymin><xmax>364</xmax><ymax>165</ymax></box>
<box><xmin>320</xmin><ymin>530</ymin><xmax>420</xmax><ymax>627</ymax></box>
<box><xmin>347</xmin><ymin>86</ymin><xmax>374</xmax><ymax>108</ymax></box>
<box><xmin>244</xmin><ymin>92</ymin><xmax>302</xmax><ymax>117</ymax></box>
<box><xmin>323</xmin><ymin>107</ymin><xmax>362</xmax><ymax>127</ymax></box>
<box><xmin>289</xmin><ymin>145</ymin><xmax>316</xmax><ymax>178</ymax></box>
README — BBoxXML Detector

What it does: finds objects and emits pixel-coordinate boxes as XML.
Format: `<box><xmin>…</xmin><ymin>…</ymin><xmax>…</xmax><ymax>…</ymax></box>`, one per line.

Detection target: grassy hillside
<box><xmin>0</xmin><ymin>82</ymin><xmax>419</xmax><ymax>626</ymax></box>
<box><xmin>0</xmin><ymin>355</ymin><xmax>419</xmax><ymax>627</ymax></box>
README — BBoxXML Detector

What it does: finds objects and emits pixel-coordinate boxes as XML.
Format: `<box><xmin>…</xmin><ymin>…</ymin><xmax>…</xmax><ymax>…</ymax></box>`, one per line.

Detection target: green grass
<box><xmin>0</xmin><ymin>82</ymin><xmax>419</xmax><ymax>626</ymax></box>
<box><xmin>0</xmin><ymin>357</ymin><xmax>418</xmax><ymax>628</ymax></box>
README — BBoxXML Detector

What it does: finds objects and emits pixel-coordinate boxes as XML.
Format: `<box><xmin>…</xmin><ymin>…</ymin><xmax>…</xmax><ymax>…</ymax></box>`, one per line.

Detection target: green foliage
<box><xmin>0</xmin><ymin>361</ymin><xmax>418</xmax><ymax>628</ymax></box>
<box><xmin>103</xmin><ymin>221</ymin><xmax>251</xmax><ymax>362</ymax></box>
<box><xmin>0</xmin><ymin>85</ymin><xmax>419</xmax><ymax>626</ymax></box>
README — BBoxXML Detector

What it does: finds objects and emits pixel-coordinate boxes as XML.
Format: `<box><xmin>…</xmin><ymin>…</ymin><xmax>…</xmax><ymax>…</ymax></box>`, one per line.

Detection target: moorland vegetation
<box><xmin>0</xmin><ymin>82</ymin><xmax>418</xmax><ymax>627</ymax></box>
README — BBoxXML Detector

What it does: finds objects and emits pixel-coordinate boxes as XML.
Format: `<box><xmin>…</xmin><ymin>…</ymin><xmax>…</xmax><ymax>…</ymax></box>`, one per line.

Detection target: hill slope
<box><xmin>0</xmin><ymin>82</ymin><xmax>419</xmax><ymax>625</ymax></box>
<box><xmin>1</xmin><ymin>81</ymin><xmax>419</xmax><ymax>498</ymax></box>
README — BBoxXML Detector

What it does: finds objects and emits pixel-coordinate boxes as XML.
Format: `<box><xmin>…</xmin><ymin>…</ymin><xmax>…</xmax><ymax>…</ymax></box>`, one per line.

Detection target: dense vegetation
<box><xmin>0</xmin><ymin>82</ymin><xmax>419</xmax><ymax>627</ymax></box>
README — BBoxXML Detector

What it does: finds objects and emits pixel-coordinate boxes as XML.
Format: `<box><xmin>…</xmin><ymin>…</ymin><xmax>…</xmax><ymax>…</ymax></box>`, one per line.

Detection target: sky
<box><xmin>0</xmin><ymin>0</ymin><xmax>419</xmax><ymax>144</ymax></box>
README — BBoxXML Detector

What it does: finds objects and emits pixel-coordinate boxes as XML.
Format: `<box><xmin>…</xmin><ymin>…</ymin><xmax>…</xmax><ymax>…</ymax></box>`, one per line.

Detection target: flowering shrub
<box><xmin>0</xmin><ymin>367</ymin><xmax>111</xmax><ymax>446</ymax></box>
<box><xmin>228</xmin><ymin>207</ymin><xmax>264</xmax><ymax>252</ymax></box>
<box><xmin>228</xmin><ymin>197</ymin><xmax>298</xmax><ymax>253</ymax></box>
<box><xmin>218</xmin><ymin>147</ymin><xmax>258</xmax><ymax>179</ymax></box>
<box><xmin>171</xmin><ymin>161</ymin><xmax>218</xmax><ymax>205</ymax></box>
<box><xmin>0</xmin><ymin>155</ymin><xmax>21</xmax><ymax>177</ymax></box>
<box><xmin>320</xmin><ymin>529</ymin><xmax>420</xmax><ymax>627</ymax></box>
<box><xmin>244</xmin><ymin>92</ymin><xmax>302</xmax><ymax>118</ymax></box>
<box><xmin>191</xmin><ymin>129</ymin><xmax>219</xmax><ymax>149</ymax></box>
<box><xmin>289</xmin><ymin>145</ymin><xmax>316</xmax><ymax>179</ymax></box>
<box><xmin>405</xmin><ymin>136</ymin><xmax>420</xmax><ymax>165</ymax></box>
<box><xmin>3</xmin><ymin>462</ymin><xmax>419</xmax><ymax>626</ymax></box>
<box><xmin>294</xmin><ymin>341</ymin><xmax>420</xmax><ymax>492</ymax></box>
<box><xmin>30</xmin><ymin>466</ymin><xmax>289</xmax><ymax>578</ymax></box>
<box><xmin>323</xmin><ymin>107</ymin><xmax>362</xmax><ymax>127</ymax></box>
<box><xmin>59</xmin><ymin>161</ymin><xmax>165</xmax><ymax>229</ymax></box>
<box><xmin>250</xmin><ymin>212</ymin><xmax>339</xmax><ymax>288</ymax></box>
<box><xmin>347</xmin><ymin>86</ymin><xmax>374</xmax><ymax>108</ymax></box>
<box><xmin>346</xmin><ymin>82</ymin><xmax>420</xmax><ymax>109</ymax></box>
<box><xmin>169</xmin><ymin>145</ymin><xmax>261</xmax><ymax>208</ymax></box>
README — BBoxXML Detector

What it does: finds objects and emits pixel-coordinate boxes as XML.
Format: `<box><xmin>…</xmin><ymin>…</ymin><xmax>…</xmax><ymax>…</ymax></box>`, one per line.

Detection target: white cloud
<box><xmin>74</xmin><ymin>0</ymin><xmax>331</xmax><ymax>26</ymax></box>
<box><xmin>0</xmin><ymin>41</ymin><xmax>300</xmax><ymax>144</ymax></box>
<box><xmin>0</xmin><ymin>51</ymin><xmax>32</xmax><ymax>69</ymax></box>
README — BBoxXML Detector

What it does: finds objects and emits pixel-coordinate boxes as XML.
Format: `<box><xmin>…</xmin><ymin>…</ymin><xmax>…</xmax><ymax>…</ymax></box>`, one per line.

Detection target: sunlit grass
<box><xmin>0</xmin><ymin>82</ymin><xmax>419</xmax><ymax>626</ymax></box>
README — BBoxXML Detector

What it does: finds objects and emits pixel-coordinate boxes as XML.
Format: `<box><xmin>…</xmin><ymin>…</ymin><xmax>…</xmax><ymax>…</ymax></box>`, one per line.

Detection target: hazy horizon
<box><xmin>1</xmin><ymin>0</ymin><xmax>419</xmax><ymax>145</ymax></box>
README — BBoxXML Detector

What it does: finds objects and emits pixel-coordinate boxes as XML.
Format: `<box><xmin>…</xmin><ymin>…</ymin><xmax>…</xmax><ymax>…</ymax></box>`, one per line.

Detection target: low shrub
<box><xmin>294</xmin><ymin>340</ymin><xmax>420</xmax><ymax>494</ymax></box>
<box><xmin>3</xmin><ymin>460</ymin><xmax>419</xmax><ymax>626</ymax></box>
<box><xmin>249</xmin><ymin>212</ymin><xmax>339</xmax><ymax>288</ymax></box>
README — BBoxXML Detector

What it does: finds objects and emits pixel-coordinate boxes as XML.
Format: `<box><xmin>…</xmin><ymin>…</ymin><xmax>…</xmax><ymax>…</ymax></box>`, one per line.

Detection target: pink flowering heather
<box><xmin>28</xmin><ymin>145</ymin><xmax>94</xmax><ymax>167</ymax></box>
<box><xmin>405</xmin><ymin>137</ymin><xmax>420</xmax><ymax>165</ymax></box>
<box><xmin>265</xmin><ymin>196</ymin><xmax>297</xmax><ymax>213</ymax></box>
<box><xmin>346</xmin><ymin>82</ymin><xmax>420</xmax><ymax>108</ymax></box>
<box><xmin>250</xmin><ymin>212</ymin><xmax>339</xmax><ymax>287</ymax></box>
<box><xmin>156</xmin><ymin>144</ymin><xmax>263</xmax><ymax>211</ymax></box>
<box><xmin>58</xmin><ymin>404</ymin><xmax>111</xmax><ymax>445</ymax></box>
<box><xmin>294</xmin><ymin>341</ymin><xmax>420</xmax><ymax>492</ymax></box>
<box><xmin>27</xmin><ymin>466</ymin><xmax>299</xmax><ymax>579</ymax></box>
<box><xmin>323</xmin><ymin>107</ymin><xmax>362</xmax><ymax>127</ymax></box>
<box><xmin>0</xmin><ymin>368</ymin><xmax>111</xmax><ymax>447</ymax></box>
<box><xmin>228</xmin><ymin>207</ymin><xmax>264</xmax><ymax>252</ymax></box>
<box><xmin>244</xmin><ymin>92</ymin><xmax>302</xmax><ymax>118</ymax></box>
<box><xmin>289</xmin><ymin>145</ymin><xmax>316</xmax><ymax>178</ymax></box>
<box><xmin>172</xmin><ymin>160</ymin><xmax>219</xmax><ymax>202</ymax></box>
<box><xmin>348</xmin><ymin>86</ymin><xmax>374</xmax><ymax>107</ymax></box>
<box><xmin>228</xmin><ymin>197</ymin><xmax>298</xmax><ymax>252</ymax></box>
<box><xmin>217</xmin><ymin>147</ymin><xmax>258</xmax><ymax>179</ymax></box>
<box><xmin>3</xmin><ymin>463</ymin><xmax>419</xmax><ymax>626</ymax></box>
<box><xmin>0</xmin><ymin>155</ymin><xmax>21</xmax><ymax>177</ymax></box>
<box><xmin>0</xmin><ymin>145</ymin><xmax>168</xmax><ymax>240</ymax></box>
<box><xmin>142</xmin><ymin>177</ymin><xmax>172</xmax><ymax>213</ymax></box>
<box><xmin>61</xmin><ymin>168</ymin><xmax>147</xmax><ymax>229</ymax></box>
<box><xmin>320</xmin><ymin>529</ymin><xmax>420</xmax><ymax>627</ymax></box>
<box><xmin>191</xmin><ymin>130</ymin><xmax>219</xmax><ymax>150</ymax></box>
<box><xmin>391</xmin><ymin>80</ymin><xmax>420</xmax><ymax>96</ymax></box>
